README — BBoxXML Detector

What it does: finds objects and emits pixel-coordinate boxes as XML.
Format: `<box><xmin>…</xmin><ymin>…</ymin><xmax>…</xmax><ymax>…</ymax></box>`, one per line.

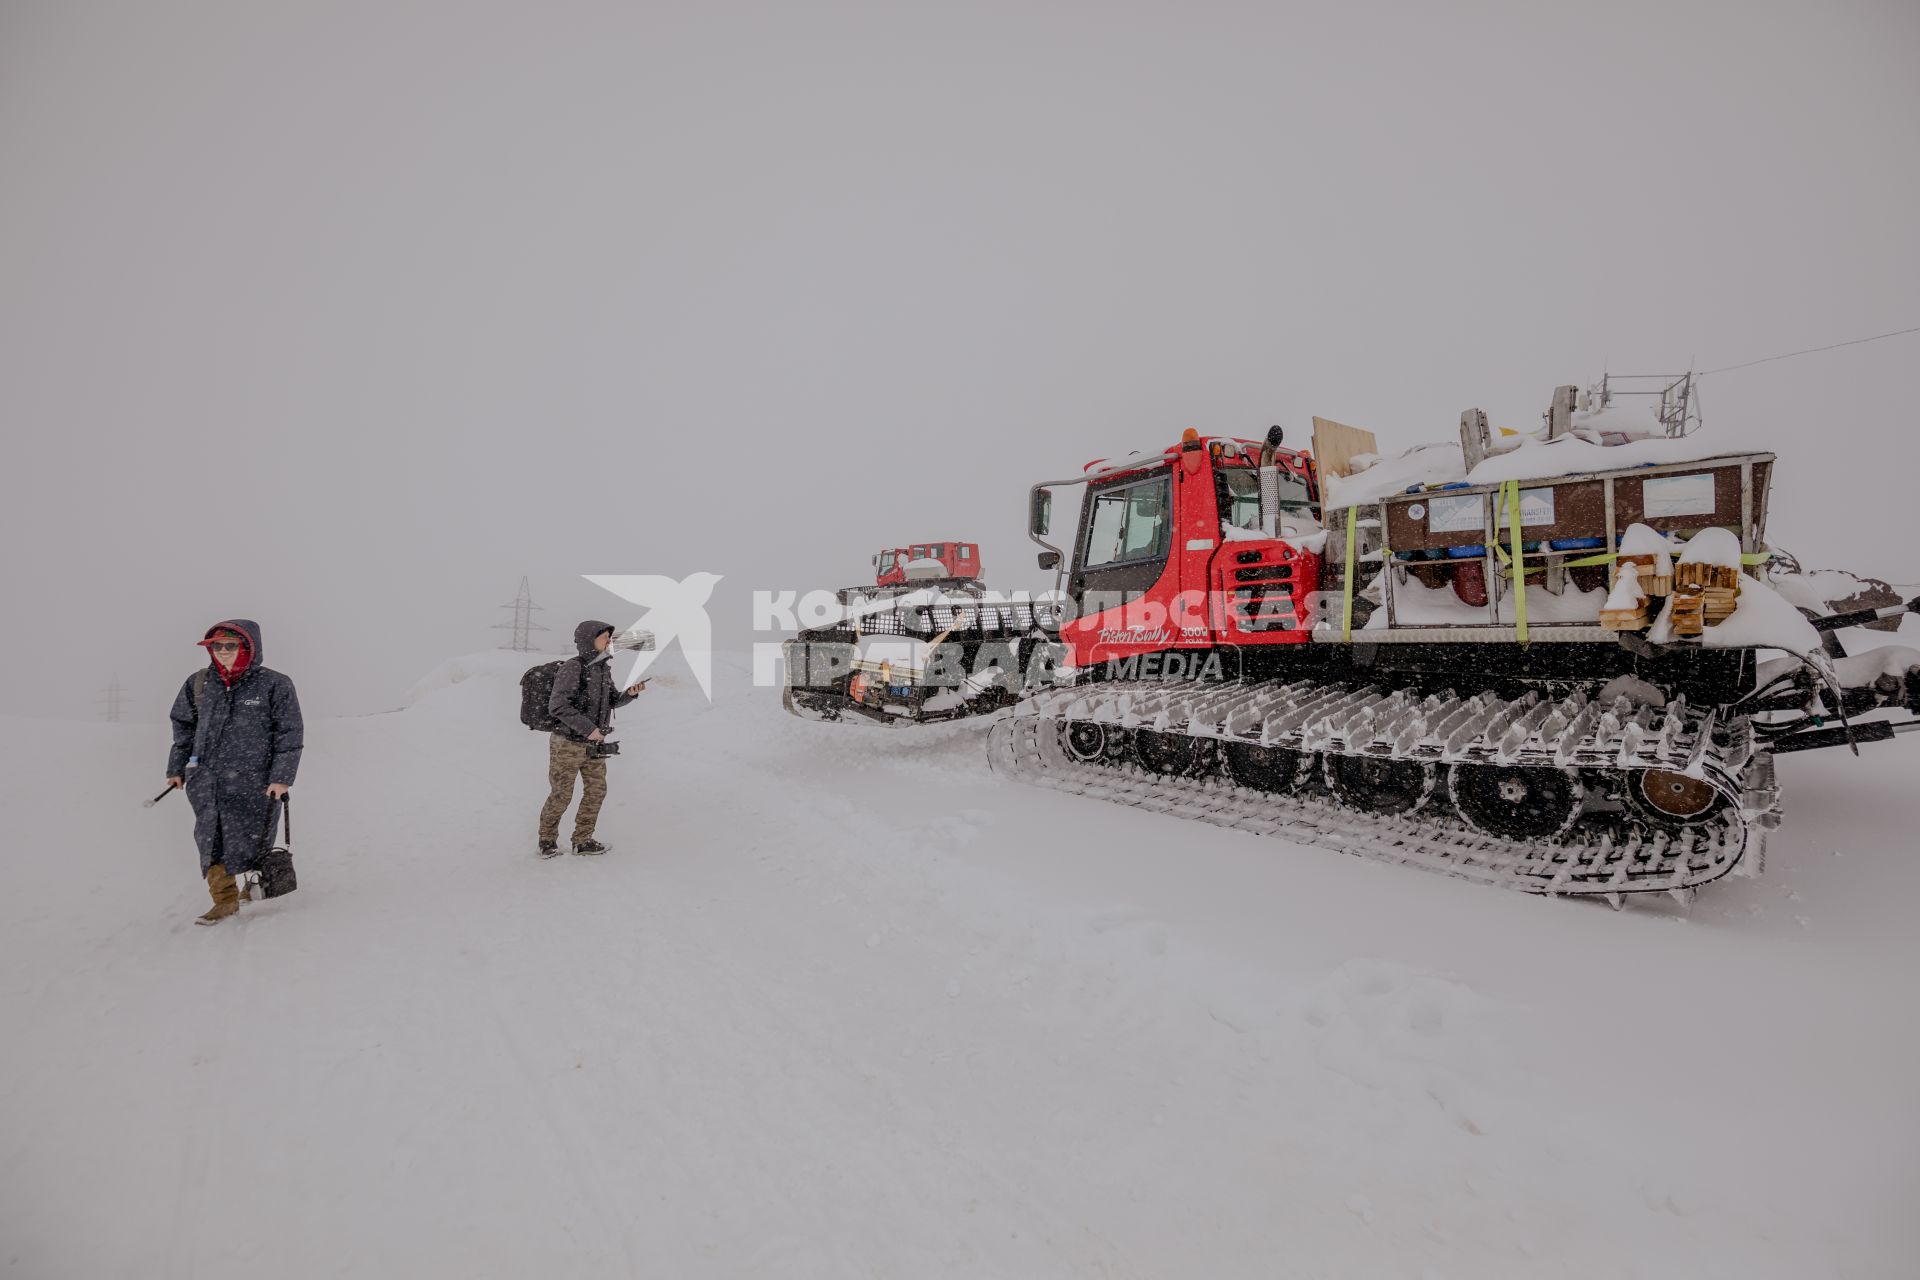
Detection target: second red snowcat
<box><xmin>872</xmin><ymin>542</ymin><xmax>982</xmax><ymax>587</ymax></box>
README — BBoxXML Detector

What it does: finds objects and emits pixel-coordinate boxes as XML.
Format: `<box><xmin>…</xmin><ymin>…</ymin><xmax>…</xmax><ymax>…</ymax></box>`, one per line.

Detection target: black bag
<box><xmin>519</xmin><ymin>660</ymin><xmax>571</xmax><ymax>731</ymax></box>
<box><xmin>260</xmin><ymin>796</ymin><xmax>297</xmax><ymax>899</ymax></box>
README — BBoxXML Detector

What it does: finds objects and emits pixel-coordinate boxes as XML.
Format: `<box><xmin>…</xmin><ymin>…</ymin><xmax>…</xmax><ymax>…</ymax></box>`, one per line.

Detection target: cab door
<box><xmin>1062</xmin><ymin>470</ymin><xmax>1180</xmax><ymax>664</ymax></box>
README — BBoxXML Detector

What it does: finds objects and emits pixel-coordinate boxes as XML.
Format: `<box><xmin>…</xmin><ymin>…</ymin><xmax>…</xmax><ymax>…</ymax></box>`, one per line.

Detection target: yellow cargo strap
<box><xmin>1502</xmin><ymin>481</ymin><xmax>1528</xmax><ymax>644</ymax></box>
<box><xmin>1342</xmin><ymin>505</ymin><xmax>1358</xmax><ymax>642</ymax></box>
<box><xmin>1495</xmin><ymin>544</ymin><xmax>1618</xmax><ymax>569</ymax></box>
<box><xmin>1495</xmin><ymin>544</ymin><xmax>1774</xmax><ymax>570</ymax></box>
<box><xmin>1565</xmin><ymin>549</ymin><xmax>1773</xmax><ymax>568</ymax></box>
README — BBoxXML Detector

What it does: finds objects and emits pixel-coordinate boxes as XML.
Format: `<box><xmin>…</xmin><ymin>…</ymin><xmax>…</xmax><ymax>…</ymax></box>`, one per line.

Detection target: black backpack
<box><xmin>519</xmin><ymin>660</ymin><xmax>573</xmax><ymax>731</ymax></box>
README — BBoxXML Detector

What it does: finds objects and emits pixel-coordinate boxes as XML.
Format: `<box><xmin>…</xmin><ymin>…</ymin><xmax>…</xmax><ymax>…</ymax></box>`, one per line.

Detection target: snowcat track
<box><xmin>987</xmin><ymin>678</ymin><xmax>1779</xmax><ymax>899</ymax></box>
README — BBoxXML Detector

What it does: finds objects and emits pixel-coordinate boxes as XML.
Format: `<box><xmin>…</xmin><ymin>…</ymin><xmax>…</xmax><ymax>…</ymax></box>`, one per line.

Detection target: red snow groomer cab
<box><xmin>873</xmin><ymin>542</ymin><xmax>982</xmax><ymax>587</ymax></box>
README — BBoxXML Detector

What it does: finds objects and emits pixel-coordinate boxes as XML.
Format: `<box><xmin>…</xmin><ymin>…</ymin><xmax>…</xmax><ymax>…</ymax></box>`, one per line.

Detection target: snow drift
<box><xmin>2</xmin><ymin>650</ymin><xmax>1916</xmax><ymax>1277</ymax></box>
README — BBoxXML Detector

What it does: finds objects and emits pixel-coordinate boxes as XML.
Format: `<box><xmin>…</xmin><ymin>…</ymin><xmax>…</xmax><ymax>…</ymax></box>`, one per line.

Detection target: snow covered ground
<box><xmin>3</xmin><ymin>649</ymin><xmax>1917</xmax><ymax>1278</ymax></box>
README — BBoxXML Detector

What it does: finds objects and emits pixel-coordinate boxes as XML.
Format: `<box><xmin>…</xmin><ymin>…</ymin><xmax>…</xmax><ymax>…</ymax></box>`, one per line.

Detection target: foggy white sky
<box><xmin>2</xmin><ymin>0</ymin><xmax>1916</xmax><ymax>722</ymax></box>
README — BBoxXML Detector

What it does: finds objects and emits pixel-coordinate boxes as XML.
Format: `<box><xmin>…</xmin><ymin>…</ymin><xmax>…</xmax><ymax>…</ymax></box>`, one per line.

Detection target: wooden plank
<box><xmin>1310</xmin><ymin>416</ymin><xmax>1380</xmax><ymax>481</ymax></box>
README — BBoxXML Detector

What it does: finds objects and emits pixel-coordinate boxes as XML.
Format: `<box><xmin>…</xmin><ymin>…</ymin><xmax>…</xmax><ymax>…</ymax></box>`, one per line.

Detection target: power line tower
<box><xmin>99</xmin><ymin>674</ymin><xmax>129</xmax><ymax>722</ymax></box>
<box><xmin>494</xmin><ymin>576</ymin><xmax>549</xmax><ymax>652</ymax></box>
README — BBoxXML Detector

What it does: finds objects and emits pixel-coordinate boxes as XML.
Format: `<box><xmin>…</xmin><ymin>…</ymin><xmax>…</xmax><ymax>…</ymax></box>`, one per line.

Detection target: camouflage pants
<box><xmin>539</xmin><ymin>734</ymin><xmax>608</xmax><ymax>843</ymax></box>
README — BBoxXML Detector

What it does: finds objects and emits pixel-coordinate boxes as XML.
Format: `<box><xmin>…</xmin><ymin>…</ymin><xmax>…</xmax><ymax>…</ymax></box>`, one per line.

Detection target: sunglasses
<box><xmin>207</xmin><ymin>641</ymin><xmax>243</xmax><ymax>653</ymax></box>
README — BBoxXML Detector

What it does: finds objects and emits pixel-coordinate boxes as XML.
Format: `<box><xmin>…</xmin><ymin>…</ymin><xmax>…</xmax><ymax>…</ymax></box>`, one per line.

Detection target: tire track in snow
<box><xmin>324</xmin><ymin>710</ymin><xmax>647</xmax><ymax>1272</ymax></box>
<box><xmin>161</xmin><ymin>893</ymin><xmax>259</xmax><ymax>1277</ymax></box>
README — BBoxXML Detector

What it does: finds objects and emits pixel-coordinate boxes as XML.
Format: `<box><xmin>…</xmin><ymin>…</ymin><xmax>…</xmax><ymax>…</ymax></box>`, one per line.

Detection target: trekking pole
<box><xmin>144</xmin><ymin>782</ymin><xmax>181</xmax><ymax>808</ymax></box>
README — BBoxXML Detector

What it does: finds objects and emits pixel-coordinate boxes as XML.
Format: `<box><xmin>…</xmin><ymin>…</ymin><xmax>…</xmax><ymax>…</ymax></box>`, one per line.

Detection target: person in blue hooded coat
<box><xmin>165</xmin><ymin>619</ymin><xmax>304</xmax><ymax>924</ymax></box>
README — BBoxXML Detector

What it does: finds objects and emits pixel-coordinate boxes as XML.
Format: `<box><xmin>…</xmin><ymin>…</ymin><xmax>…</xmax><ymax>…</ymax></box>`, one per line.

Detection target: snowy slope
<box><xmin>2</xmin><ymin>655</ymin><xmax>1916</xmax><ymax>1278</ymax></box>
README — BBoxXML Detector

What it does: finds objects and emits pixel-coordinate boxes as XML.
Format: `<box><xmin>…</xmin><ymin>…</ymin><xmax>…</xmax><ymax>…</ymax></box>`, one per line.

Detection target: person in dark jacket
<box><xmin>165</xmin><ymin>619</ymin><xmax>304</xmax><ymax>924</ymax></box>
<box><xmin>538</xmin><ymin>620</ymin><xmax>647</xmax><ymax>858</ymax></box>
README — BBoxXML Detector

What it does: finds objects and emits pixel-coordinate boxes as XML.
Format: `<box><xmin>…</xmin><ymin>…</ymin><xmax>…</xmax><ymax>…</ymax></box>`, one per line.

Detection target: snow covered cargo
<box><xmin>1363</xmin><ymin>451</ymin><xmax>1772</xmax><ymax>639</ymax></box>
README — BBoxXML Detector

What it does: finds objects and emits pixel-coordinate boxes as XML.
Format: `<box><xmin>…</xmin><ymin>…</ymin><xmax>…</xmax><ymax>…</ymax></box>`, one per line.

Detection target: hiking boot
<box><xmin>195</xmin><ymin>864</ymin><xmax>239</xmax><ymax>926</ymax></box>
<box><xmin>537</xmin><ymin>840</ymin><xmax>562</xmax><ymax>859</ymax></box>
<box><xmin>571</xmin><ymin>839</ymin><xmax>609</xmax><ymax>856</ymax></box>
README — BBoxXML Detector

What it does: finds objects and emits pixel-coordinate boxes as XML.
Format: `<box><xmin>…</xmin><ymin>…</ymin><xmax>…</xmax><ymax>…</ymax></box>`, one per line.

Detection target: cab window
<box><xmin>1219</xmin><ymin>468</ymin><xmax>1261</xmax><ymax>530</ymax></box>
<box><xmin>1084</xmin><ymin>475</ymin><xmax>1173</xmax><ymax>568</ymax></box>
<box><xmin>1217</xmin><ymin>465</ymin><xmax>1320</xmax><ymax>533</ymax></box>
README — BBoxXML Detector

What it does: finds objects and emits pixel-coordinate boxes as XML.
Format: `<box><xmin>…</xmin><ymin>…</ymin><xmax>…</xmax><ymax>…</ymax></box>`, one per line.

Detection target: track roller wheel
<box><xmin>1448</xmin><ymin>764</ymin><xmax>1583</xmax><ymax>839</ymax></box>
<box><xmin>1223</xmin><ymin>741</ymin><xmax>1306</xmax><ymax>793</ymax></box>
<box><xmin>1626</xmin><ymin>768</ymin><xmax>1728</xmax><ymax>827</ymax></box>
<box><xmin>1323</xmin><ymin>753</ymin><xmax>1437</xmax><ymax>815</ymax></box>
<box><xmin>1059</xmin><ymin>720</ymin><xmax>1117</xmax><ymax>764</ymax></box>
<box><xmin>1134</xmin><ymin>730</ymin><xmax>1214</xmax><ymax>777</ymax></box>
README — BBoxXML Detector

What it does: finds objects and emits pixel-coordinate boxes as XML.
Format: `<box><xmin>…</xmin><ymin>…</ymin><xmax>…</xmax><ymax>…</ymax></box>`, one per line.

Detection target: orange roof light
<box><xmin>1181</xmin><ymin>428</ymin><xmax>1200</xmax><ymax>443</ymax></box>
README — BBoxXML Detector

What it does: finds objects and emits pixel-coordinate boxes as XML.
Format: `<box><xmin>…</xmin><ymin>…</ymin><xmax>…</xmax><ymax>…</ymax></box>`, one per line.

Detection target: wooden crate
<box><xmin>1377</xmin><ymin>453</ymin><xmax>1771</xmax><ymax>559</ymax></box>
<box><xmin>1619</xmin><ymin>552</ymin><xmax>1672</xmax><ymax>597</ymax></box>
<box><xmin>1676</xmin><ymin>561</ymin><xmax>1740</xmax><ymax>591</ymax></box>
<box><xmin>1365</xmin><ymin>448</ymin><xmax>1774</xmax><ymax>634</ymax></box>
<box><xmin>1669</xmin><ymin>587</ymin><xmax>1706</xmax><ymax>637</ymax></box>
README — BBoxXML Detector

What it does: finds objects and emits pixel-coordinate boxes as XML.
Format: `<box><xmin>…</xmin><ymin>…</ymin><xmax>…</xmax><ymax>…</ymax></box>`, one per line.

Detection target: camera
<box><xmin>587</xmin><ymin>739</ymin><xmax>621</xmax><ymax>759</ymax></box>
